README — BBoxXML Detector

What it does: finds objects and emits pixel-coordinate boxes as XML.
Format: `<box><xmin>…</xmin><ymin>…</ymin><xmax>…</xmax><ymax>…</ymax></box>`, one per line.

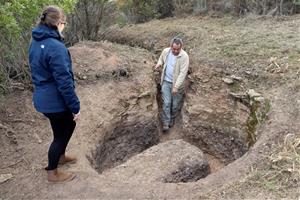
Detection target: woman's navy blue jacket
<box><xmin>29</xmin><ymin>24</ymin><xmax>80</xmax><ymax>114</ymax></box>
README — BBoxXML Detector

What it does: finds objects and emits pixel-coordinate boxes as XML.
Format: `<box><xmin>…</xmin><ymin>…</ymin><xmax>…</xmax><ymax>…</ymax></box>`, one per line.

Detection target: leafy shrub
<box><xmin>0</xmin><ymin>0</ymin><xmax>77</xmax><ymax>92</ymax></box>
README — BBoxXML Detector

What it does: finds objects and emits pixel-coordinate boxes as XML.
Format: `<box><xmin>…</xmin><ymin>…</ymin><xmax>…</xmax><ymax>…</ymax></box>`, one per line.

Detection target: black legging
<box><xmin>43</xmin><ymin>111</ymin><xmax>76</xmax><ymax>170</ymax></box>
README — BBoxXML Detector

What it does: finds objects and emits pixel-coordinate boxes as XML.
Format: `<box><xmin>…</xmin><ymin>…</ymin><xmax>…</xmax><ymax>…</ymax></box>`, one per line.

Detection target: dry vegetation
<box><xmin>205</xmin><ymin>135</ymin><xmax>300</xmax><ymax>199</ymax></box>
<box><xmin>102</xmin><ymin>15</ymin><xmax>300</xmax><ymax>89</ymax></box>
<box><xmin>266</xmin><ymin>135</ymin><xmax>300</xmax><ymax>195</ymax></box>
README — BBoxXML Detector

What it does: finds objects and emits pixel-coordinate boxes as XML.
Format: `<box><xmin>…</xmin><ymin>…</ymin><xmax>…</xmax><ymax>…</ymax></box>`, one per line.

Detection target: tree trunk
<box><xmin>83</xmin><ymin>0</ymin><xmax>91</xmax><ymax>39</ymax></box>
<box><xmin>280</xmin><ymin>0</ymin><xmax>284</xmax><ymax>15</ymax></box>
<box><xmin>93</xmin><ymin>0</ymin><xmax>108</xmax><ymax>39</ymax></box>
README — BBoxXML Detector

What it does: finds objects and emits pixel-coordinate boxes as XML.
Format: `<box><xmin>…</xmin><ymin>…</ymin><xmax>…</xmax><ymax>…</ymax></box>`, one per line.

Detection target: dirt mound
<box><xmin>101</xmin><ymin>139</ymin><xmax>210</xmax><ymax>183</ymax></box>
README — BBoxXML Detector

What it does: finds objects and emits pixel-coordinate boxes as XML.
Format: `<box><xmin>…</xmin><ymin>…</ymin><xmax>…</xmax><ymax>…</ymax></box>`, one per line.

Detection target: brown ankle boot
<box><xmin>47</xmin><ymin>169</ymin><xmax>76</xmax><ymax>183</ymax></box>
<box><xmin>58</xmin><ymin>154</ymin><xmax>77</xmax><ymax>165</ymax></box>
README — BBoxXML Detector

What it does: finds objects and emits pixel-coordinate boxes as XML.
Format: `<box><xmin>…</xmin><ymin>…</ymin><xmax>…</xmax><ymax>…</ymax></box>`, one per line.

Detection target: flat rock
<box><xmin>230</xmin><ymin>75</ymin><xmax>243</xmax><ymax>81</ymax></box>
<box><xmin>247</xmin><ymin>89</ymin><xmax>261</xmax><ymax>98</ymax></box>
<box><xmin>222</xmin><ymin>77</ymin><xmax>234</xmax><ymax>84</ymax></box>
<box><xmin>0</xmin><ymin>174</ymin><xmax>13</xmax><ymax>184</ymax></box>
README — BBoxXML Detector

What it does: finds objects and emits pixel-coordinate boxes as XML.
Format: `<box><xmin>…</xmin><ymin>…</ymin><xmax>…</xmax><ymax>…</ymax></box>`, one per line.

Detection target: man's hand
<box><xmin>154</xmin><ymin>64</ymin><xmax>161</xmax><ymax>71</ymax></box>
<box><xmin>73</xmin><ymin>111</ymin><xmax>80</xmax><ymax>121</ymax></box>
<box><xmin>172</xmin><ymin>87</ymin><xmax>178</xmax><ymax>95</ymax></box>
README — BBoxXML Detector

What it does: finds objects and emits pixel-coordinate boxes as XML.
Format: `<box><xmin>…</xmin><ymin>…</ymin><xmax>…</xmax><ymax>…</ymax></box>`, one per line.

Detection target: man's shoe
<box><xmin>59</xmin><ymin>154</ymin><xmax>77</xmax><ymax>165</ymax></box>
<box><xmin>162</xmin><ymin>124</ymin><xmax>169</xmax><ymax>132</ymax></box>
<box><xmin>47</xmin><ymin>169</ymin><xmax>76</xmax><ymax>183</ymax></box>
<box><xmin>169</xmin><ymin>119</ymin><xmax>175</xmax><ymax>127</ymax></box>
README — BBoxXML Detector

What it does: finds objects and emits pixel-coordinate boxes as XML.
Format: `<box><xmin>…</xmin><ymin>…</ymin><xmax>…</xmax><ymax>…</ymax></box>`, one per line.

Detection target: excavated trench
<box><xmin>89</xmin><ymin>70</ymin><xmax>268</xmax><ymax>183</ymax></box>
<box><xmin>85</xmin><ymin>40</ymin><xmax>270</xmax><ymax>183</ymax></box>
<box><xmin>92</xmin><ymin>118</ymin><xmax>159</xmax><ymax>174</ymax></box>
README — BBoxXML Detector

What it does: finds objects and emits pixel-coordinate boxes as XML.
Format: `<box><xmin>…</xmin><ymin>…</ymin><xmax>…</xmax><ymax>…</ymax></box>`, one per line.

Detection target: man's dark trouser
<box><xmin>43</xmin><ymin>111</ymin><xmax>76</xmax><ymax>170</ymax></box>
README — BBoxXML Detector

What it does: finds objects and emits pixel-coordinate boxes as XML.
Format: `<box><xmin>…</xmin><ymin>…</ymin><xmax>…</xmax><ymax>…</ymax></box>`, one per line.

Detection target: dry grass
<box><xmin>205</xmin><ymin>135</ymin><xmax>300</xmax><ymax>199</ymax></box>
<box><xmin>266</xmin><ymin>134</ymin><xmax>300</xmax><ymax>190</ymax></box>
<box><xmin>102</xmin><ymin>15</ymin><xmax>300</xmax><ymax>92</ymax></box>
<box><xmin>240</xmin><ymin>134</ymin><xmax>300</xmax><ymax>198</ymax></box>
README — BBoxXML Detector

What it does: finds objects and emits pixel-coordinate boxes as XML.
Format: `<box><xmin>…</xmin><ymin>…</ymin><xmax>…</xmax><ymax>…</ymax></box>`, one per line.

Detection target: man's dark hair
<box><xmin>170</xmin><ymin>37</ymin><xmax>183</xmax><ymax>47</ymax></box>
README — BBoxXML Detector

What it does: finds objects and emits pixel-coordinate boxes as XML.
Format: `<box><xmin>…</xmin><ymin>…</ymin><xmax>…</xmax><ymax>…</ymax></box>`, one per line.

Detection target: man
<box><xmin>155</xmin><ymin>37</ymin><xmax>189</xmax><ymax>132</ymax></box>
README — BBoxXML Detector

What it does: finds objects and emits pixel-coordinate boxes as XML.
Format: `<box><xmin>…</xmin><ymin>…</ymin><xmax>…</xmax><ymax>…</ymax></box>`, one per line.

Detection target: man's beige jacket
<box><xmin>157</xmin><ymin>47</ymin><xmax>189</xmax><ymax>89</ymax></box>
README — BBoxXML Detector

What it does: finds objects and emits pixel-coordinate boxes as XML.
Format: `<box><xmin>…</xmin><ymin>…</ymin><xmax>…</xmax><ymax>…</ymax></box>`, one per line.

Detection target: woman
<box><xmin>29</xmin><ymin>6</ymin><xmax>80</xmax><ymax>183</ymax></box>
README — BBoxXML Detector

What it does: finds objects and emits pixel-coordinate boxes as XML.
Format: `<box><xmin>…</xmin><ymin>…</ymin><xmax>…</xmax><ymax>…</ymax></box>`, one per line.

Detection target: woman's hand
<box><xmin>73</xmin><ymin>111</ymin><xmax>80</xmax><ymax>121</ymax></box>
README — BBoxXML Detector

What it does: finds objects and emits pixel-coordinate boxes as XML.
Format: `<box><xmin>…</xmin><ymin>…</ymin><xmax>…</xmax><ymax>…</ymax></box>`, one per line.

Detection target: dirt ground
<box><xmin>1</xmin><ymin>15</ymin><xmax>300</xmax><ymax>199</ymax></box>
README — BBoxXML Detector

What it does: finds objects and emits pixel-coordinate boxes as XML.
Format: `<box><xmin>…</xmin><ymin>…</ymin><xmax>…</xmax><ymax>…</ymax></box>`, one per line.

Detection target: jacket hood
<box><xmin>32</xmin><ymin>24</ymin><xmax>61</xmax><ymax>41</ymax></box>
